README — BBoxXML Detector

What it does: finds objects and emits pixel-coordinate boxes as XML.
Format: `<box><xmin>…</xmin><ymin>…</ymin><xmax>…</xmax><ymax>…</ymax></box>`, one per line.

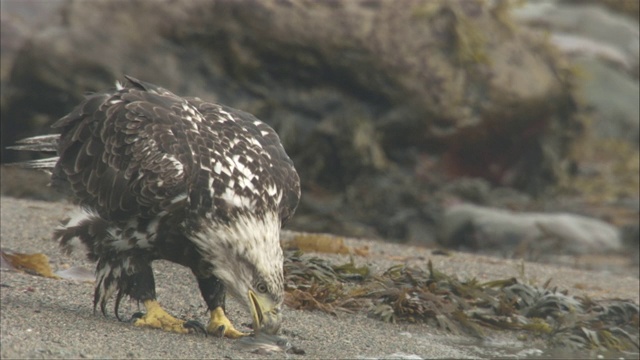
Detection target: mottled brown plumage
<box><xmin>12</xmin><ymin>76</ymin><xmax>300</xmax><ymax>336</ymax></box>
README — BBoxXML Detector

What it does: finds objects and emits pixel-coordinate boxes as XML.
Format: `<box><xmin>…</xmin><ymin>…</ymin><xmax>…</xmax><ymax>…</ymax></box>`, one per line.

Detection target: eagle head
<box><xmin>192</xmin><ymin>211</ymin><xmax>284</xmax><ymax>335</ymax></box>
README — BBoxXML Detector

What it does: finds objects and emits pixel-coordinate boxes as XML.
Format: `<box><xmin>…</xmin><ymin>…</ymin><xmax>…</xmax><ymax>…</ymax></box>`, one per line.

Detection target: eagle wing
<box><xmin>51</xmin><ymin>77</ymin><xmax>300</xmax><ymax>226</ymax></box>
<box><xmin>186</xmin><ymin>100</ymin><xmax>300</xmax><ymax>226</ymax></box>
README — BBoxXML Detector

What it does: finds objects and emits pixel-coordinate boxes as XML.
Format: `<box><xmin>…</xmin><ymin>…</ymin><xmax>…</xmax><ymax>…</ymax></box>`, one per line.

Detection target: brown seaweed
<box><xmin>283</xmin><ymin>250</ymin><xmax>640</xmax><ymax>352</ymax></box>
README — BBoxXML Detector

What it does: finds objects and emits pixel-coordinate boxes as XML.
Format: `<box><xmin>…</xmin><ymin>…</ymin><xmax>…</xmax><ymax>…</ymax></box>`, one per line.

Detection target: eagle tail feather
<box><xmin>94</xmin><ymin>255</ymin><xmax>157</xmax><ymax>319</ymax></box>
<box><xmin>5</xmin><ymin>156</ymin><xmax>59</xmax><ymax>172</ymax></box>
<box><xmin>7</xmin><ymin>134</ymin><xmax>60</xmax><ymax>172</ymax></box>
<box><xmin>7</xmin><ymin>134</ymin><xmax>60</xmax><ymax>152</ymax></box>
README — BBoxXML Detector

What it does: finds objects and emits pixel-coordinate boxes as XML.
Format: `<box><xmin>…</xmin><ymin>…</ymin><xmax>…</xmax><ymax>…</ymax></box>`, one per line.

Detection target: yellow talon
<box><xmin>208</xmin><ymin>307</ymin><xmax>248</xmax><ymax>338</ymax></box>
<box><xmin>133</xmin><ymin>300</ymin><xmax>190</xmax><ymax>334</ymax></box>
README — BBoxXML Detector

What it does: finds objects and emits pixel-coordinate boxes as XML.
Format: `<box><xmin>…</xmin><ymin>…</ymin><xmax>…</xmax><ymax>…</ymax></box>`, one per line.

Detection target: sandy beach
<box><xmin>1</xmin><ymin>196</ymin><xmax>638</xmax><ymax>359</ymax></box>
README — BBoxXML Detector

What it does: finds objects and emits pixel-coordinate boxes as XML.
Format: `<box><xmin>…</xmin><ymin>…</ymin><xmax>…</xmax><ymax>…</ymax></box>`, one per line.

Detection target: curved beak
<box><xmin>248</xmin><ymin>290</ymin><xmax>282</xmax><ymax>335</ymax></box>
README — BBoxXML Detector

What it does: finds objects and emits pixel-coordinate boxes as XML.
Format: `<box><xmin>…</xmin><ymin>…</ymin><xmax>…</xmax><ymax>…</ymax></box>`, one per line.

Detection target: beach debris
<box><xmin>236</xmin><ymin>333</ymin><xmax>305</xmax><ymax>355</ymax></box>
<box><xmin>55</xmin><ymin>266</ymin><xmax>94</xmax><ymax>282</ymax></box>
<box><xmin>283</xmin><ymin>232</ymin><xmax>369</xmax><ymax>256</ymax></box>
<box><xmin>360</xmin><ymin>352</ymin><xmax>423</xmax><ymax>360</ymax></box>
<box><xmin>1</xmin><ymin>249</ymin><xmax>58</xmax><ymax>279</ymax></box>
<box><xmin>283</xmin><ymin>251</ymin><xmax>639</xmax><ymax>352</ymax></box>
<box><xmin>1</xmin><ymin>249</ymin><xmax>94</xmax><ymax>282</ymax></box>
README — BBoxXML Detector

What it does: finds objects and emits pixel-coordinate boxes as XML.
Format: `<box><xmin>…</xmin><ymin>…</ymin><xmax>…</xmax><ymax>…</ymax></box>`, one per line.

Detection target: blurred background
<box><xmin>1</xmin><ymin>0</ymin><xmax>638</xmax><ymax>273</ymax></box>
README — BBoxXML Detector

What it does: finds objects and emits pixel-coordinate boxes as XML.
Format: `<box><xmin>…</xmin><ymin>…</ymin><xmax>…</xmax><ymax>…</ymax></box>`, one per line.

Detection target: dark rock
<box><xmin>1</xmin><ymin>0</ymin><xmax>583</xmax><ymax>241</ymax></box>
<box><xmin>621</xmin><ymin>223</ymin><xmax>639</xmax><ymax>265</ymax></box>
<box><xmin>438</xmin><ymin>203</ymin><xmax>622</xmax><ymax>258</ymax></box>
<box><xmin>513</xmin><ymin>1</ymin><xmax>640</xmax><ymax>144</ymax></box>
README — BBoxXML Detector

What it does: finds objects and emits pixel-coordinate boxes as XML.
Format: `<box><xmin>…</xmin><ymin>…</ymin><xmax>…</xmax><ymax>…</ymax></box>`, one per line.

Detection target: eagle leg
<box><xmin>208</xmin><ymin>307</ymin><xmax>247</xmax><ymax>338</ymax></box>
<box><xmin>197</xmin><ymin>274</ymin><xmax>248</xmax><ymax>338</ymax></box>
<box><xmin>94</xmin><ymin>254</ymin><xmax>202</xmax><ymax>334</ymax></box>
<box><xmin>133</xmin><ymin>299</ymin><xmax>196</xmax><ymax>334</ymax></box>
<box><xmin>130</xmin><ymin>305</ymin><xmax>206</xmax><ymax>335</ymax></box>
<box><xmin>94</xmin><ymin>254</ymin><xmax>157</xmax><ymax>317</ymax></box>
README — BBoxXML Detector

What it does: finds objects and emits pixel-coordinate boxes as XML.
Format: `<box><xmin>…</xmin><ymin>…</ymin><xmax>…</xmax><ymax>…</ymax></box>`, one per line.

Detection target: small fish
<box><xmin>237</xmin><ymin>333</ymin><xmax>305</xmax><ymax>355</ymax></box>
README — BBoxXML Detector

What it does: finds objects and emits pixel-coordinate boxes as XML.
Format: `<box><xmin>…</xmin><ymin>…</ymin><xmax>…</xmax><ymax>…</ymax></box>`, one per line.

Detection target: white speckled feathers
<box><xmin>51</xmin><ymin>76</ymin><xmax>300</xmax><ymax>233</ymax></box>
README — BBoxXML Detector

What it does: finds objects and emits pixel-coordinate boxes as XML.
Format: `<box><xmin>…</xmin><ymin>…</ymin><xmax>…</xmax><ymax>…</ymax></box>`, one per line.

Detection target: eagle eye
<box><xmin>256</xmin><ymin>282</ymin><xmax>268</xmax><ymax>294</ymax></box>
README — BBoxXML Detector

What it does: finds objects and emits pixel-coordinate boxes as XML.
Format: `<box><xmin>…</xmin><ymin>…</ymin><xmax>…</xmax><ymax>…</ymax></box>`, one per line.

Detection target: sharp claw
<box><xmin>217</xmin><ymin>324</ymin><xmax>226</xmax><ymax>338</ymax></box>
<box><xmin>184</xmin><ymin>320</ymin><xmax>207</xmax><ymax>336</ymax></box>
<box><xmin>205</xmin><ymin>324</ymin><xmax>226</xmax><ymax>338</ymax></box>
<box><xmin>130</xmin><ymin>312</ymin><xmax>145</xmax><ymax>322</ymax></box>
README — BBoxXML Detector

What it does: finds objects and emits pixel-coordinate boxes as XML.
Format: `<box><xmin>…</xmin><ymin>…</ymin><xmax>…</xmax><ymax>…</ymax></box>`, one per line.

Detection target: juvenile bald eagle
<box><xmin>11</xmin><ymin>76</ymin><xmax>300</xmax><ymax>337</ymax></box>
